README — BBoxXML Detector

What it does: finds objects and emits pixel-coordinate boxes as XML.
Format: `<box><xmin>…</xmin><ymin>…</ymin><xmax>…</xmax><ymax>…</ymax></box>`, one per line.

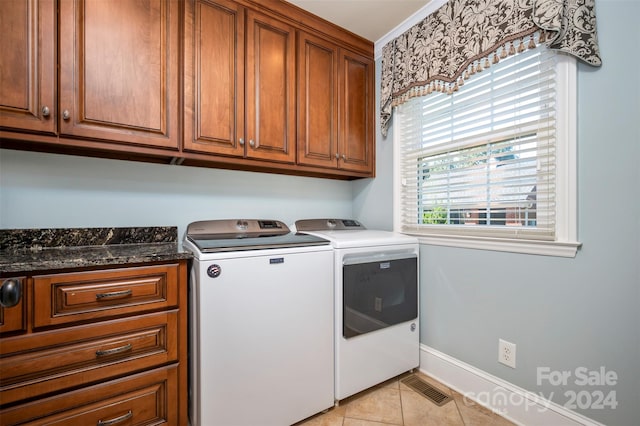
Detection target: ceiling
<box><xmin>286</xmin><ymin>0</ymin><xmax>430</xmax><ymax>42</ymax></box>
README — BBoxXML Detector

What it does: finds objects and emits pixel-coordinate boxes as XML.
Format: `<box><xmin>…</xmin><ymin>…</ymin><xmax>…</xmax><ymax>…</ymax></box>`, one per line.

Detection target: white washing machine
<box><xmin>184</xmin><ymin>219</ymin><xmax>334</xmax><ymax>426</ymax></box>
<box><xmin>294</xmin><ymin>219</ymin><xmax>419</xmax><ymax>400</ymax></box>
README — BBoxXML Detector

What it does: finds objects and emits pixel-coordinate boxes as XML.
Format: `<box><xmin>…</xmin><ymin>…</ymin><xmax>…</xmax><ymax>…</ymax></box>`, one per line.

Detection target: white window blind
<box><xmin>397</xmin><ymin>43</ymin><xmax>558</xmax><ymax>241</ymax></box>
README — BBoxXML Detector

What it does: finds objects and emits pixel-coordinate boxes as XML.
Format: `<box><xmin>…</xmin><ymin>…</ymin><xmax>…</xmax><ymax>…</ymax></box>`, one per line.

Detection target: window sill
<box><xmin>411</xmin><ymin>234</ymin><xmax>582</xmax><ymax>257</ymax></box>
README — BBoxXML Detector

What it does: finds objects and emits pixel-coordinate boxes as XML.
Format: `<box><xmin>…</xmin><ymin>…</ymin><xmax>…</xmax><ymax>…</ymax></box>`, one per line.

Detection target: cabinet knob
<box><xmin>239</xmin><ymin>138</ymin><xmax>245</xmax><ymax>146</ymax></box>
<box><xmin>335</xmin><ymin>153</ymin><xmax>340</xmax><ymax>159</ymax></box>
<box><xmin>0</xmin><ymin>279</ymin><xmax>22</xmax><ymax>308</ymax></box>
<box><xmin>341</xmin><ymin>154</ymin><xmax>347</xmax><ymax>160</ymax></box>
<box><xmin>249</xmin><ymin>139</ymin><xmax>256</xmax><ymax>148</ymax></box>
<box><xmin>62</xmin><ymin>110</ymin><xmax>70</xmax><ymax>120</ymax></box>
<box><xmin>41</xmin><ymin>106</ymin><xmax>50</xmax><ymax>117</ymax></box>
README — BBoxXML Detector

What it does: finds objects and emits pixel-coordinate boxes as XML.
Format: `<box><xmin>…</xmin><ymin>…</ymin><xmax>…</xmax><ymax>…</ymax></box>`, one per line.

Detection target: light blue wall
<box><xmin>364</xmin><ymin>1</ymin><xmax>640</xmax><ymax>425</ymax></box>
<box><xmin>352</xmin><ymin>53</ymin><xmax>395</xmax><ymax>231</ymax></box>
<box><xmin>0</xmin><ymin>150</ymin><xmax>354</xmax><ymax>237</ymax></box>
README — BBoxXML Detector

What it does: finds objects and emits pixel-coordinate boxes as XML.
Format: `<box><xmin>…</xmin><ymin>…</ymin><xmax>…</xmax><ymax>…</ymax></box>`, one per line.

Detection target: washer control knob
<box><xmin>207</xmin><ymin>264</ymin><xmax>222</xmax><ymax>278</ymax></box>
<box><xmin>410</xmin><ymin>322</ymin><xmax>417</xmax><ymax>332</ymax></box>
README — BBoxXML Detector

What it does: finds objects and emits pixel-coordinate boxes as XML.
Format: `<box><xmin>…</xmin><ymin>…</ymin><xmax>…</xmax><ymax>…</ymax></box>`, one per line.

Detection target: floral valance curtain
<box><xmin>381</xmin><ymin>0</ymin><xmax>602</xmax><ymax>136</ymax></box>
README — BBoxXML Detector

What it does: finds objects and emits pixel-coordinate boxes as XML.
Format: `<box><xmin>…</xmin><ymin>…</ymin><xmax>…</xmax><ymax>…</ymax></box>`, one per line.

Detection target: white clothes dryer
<box><xmin>294</xmin><ymin>219</ymin><xmax>419</xmax><ymax>400</ymax></box>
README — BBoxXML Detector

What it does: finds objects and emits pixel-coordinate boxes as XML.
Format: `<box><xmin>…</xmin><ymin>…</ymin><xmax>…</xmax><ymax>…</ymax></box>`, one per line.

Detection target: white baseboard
<box><xmin>419</xmin><ymin>344</ymin><xmax>605</xmax><ymax>426</ymax></box>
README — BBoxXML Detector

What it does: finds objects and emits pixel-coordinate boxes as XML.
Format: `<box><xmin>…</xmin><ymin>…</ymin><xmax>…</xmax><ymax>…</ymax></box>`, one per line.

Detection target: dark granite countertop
<box><xmin>1</xmin><ymin>227</ymin><xmax>192</xmax><ymax>275</ymax></box>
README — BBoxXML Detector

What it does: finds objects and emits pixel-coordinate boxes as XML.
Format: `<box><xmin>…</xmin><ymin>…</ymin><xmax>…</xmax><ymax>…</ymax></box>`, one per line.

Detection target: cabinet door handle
<box><xmin>239</xmin><ymin>138</ymin><xmax>245</xmax><ymax>146</ymax></box>
<box><xmin>95</xmin><ymin>343</ymin><xmax>133</xmax><ymax>357</ymax></box>
<box><xmin>97</xmin><ymin>410</ymin><xmax>133</xmax><ymax>426</ymax></box>
<box><xmin>95</xmin><ymin>289</ymin><xmax>133</xmax><ymax>300</ymax></box>
<box><xmin>62</xmin><ymin>109</ymin><xmax>70</xmax><ymax>120</ymax></box>
<box><xmin>335</xmin><ymin>153</ymin><xmax>340</xmax><ymax>159</ymax></box>
<box><xmin>41</xmin><ymin>106</ymin><xmax>50</xmax><ymax>117</ymax></box>
<box><xmin>0</xmin><ymin>279</ymin><xmax>22</xmax><ymax>308</ymax></box>
<box><xmin>249</xmin><ymin>139</ymin><xmax>256</xmax><ymax>148</ymax></box>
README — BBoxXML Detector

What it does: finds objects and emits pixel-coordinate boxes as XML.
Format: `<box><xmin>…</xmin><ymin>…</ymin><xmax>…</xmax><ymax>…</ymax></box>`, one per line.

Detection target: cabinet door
<box><xmin>184</xmin><ymin>0</ymin><xmax>245</xmax><ymax>157</ymax></box>
<box><xmin>245</xmin><ymin>10</ymin><xmax>296</xmax><ymax>163</ymax></box>
<box><xmin>297</xmin><ymin>32</ymin><xmax>339</xmax><ymax>169</ymax></box>
<box><xmin>338</xmin><ymin>49</ymin><xmax>374</xmax><ymax>174</ymax></box>
<box><xmin>0</xmin><ymin>278</ymin><xmax>26</xmax><ymax>335</ymax></box>
<box><xmin>58</xmin><ymin>0</ymin><xmax>179</xmax><ymax>149</ymax></box>
<box><xmin>0</xmin><ymin>0</ymin><xmax>56</xmax><ymax>134</ymax></box>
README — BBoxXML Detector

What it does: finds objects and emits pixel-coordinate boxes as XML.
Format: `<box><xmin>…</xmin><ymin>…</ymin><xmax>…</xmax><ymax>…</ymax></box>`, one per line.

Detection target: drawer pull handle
<box><xmin>97</xmin><ymin>410</ymin><xmax>133</xmax><ymax>426</ymax></box>
<box><xmin>96</xmin><ymin>343</ymin><xmax>132</xmax><ymax>357</ymax></box>
<box><xmin>95</xmin><ymin>289</ymin><xmax>132</xmax><ymax>300</ymax></box>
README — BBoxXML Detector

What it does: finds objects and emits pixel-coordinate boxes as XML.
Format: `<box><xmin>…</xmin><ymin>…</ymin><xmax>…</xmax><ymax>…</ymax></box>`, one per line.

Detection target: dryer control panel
<box><xmin>295</xmin><ymin>218</ymin><xmax>366</xmax><ymax>232</ymax></box>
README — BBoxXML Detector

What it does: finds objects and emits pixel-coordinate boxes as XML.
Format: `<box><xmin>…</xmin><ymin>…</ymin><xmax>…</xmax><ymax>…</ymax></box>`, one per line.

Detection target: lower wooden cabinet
<box><xmin>0</xmin><ymin>366</ymin><xmax>178</xmax><ymax>426</ymax></box>
<box><xmin>0</xmin><ymin>261</ymin><xmax>188</xmax><ymax>425</ymax></box>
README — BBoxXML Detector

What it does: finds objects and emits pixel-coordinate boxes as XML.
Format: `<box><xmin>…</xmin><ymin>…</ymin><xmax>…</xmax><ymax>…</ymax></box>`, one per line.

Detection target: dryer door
<box><xmin>342</xmin><ymin>254</ymin><xmax>418</xmax><ymax>338</ymax></box>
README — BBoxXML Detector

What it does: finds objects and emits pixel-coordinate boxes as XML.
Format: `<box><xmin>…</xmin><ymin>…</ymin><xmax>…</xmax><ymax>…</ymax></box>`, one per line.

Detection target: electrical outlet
<box><xmin>498</xmin><ymin>339</ymin><xmax>516</xmax><ymax>368</ymax></box>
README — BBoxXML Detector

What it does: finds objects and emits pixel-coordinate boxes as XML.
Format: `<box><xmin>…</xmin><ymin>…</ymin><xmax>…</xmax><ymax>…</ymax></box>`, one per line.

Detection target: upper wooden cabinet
<box><xmin>0</xmin><ymin>0</ymin><xmax>56</xmax><ymax>134</ymax></box>
<box><xmin>1</xmin><ymin>0</ymin><xmax>374</xmax><ymax>178</ymax></box>
<box><xmin>297</xmin><ymin>31</ymin><xmax>339</xmax><ymax>169</ymax></box>
<box><xmin>338</xmin><ymin>49</ymin><xmax>374</xmax><ymax>174</ymax></box>
<box><xmin>183</xmin><ymin>0</ymin><xmax>244</xmax><ymax>157</ymax></box>
<box><xmin>297</xmin><ymin>32</ymin><xmax>374</xmax><ymax>174</ymax></box>
<box><xmin>244</xmin><ymin>9</ymin><xmax>296</xmax><ymax>163</ymax></box>
<box><xmin>184</xmin><ymin>0</ymin><xmax>295</xmax><ymax>164</ymax></box>
<box><xmin>58</xmin><ymin>0</ymin><xmax>180</xmax><ymax>149</ymax></box>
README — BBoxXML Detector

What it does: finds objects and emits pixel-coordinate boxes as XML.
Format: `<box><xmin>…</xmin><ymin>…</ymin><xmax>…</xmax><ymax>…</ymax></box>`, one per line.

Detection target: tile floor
<box><xmin>296</xmin><ymin>372</ymin><xmax>516</xmax><ymax>426</ymax></box>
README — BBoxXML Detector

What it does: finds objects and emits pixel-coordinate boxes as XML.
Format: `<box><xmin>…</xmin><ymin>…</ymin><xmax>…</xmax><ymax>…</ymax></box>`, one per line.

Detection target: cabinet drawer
<box><xmin>0</xmin><ymin>311</ymin><xmax>178</xmax><ymax>407</ymax></box>
<box><xmin>0</xmin><ymin>365</ymin><xmax>178</xmax><ymax>425</ymax></box>
<box><xmin>33</xmin><ymin>264</ymin><xmax>179</xmax><ymax>328</ymax></box>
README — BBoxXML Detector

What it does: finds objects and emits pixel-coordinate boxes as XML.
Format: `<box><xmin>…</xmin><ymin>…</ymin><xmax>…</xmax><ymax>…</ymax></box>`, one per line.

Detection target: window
<box><xmin>394</xmin><ymin>42</ymin><xmax>580</xmax><ymax>257</ymax></box>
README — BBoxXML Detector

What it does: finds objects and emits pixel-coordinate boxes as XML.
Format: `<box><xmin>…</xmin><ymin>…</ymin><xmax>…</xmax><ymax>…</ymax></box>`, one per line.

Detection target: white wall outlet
<box><xmin>498</xmin><ymin>339</ymin><xmax>516</xmax><ymax>368</ymax></box>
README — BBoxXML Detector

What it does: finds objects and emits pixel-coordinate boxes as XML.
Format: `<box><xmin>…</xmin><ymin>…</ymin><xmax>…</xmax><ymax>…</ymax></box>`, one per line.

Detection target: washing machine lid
<box><xmin>294</xmin><ymin>219</ymin><xmax>418</xmax><ymax>248</ymax></box>
<box><xmin>186</xmin><ymin>219</ymin><xmax>329</xmax><ymax>253</ymax></box>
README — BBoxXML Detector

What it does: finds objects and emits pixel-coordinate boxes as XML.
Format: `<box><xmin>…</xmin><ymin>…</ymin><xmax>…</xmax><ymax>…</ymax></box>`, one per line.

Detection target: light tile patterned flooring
<box><xmin>296</xmin><ymin>372</ymin><xmax>515</xmax><ymax>426</ymax></box>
